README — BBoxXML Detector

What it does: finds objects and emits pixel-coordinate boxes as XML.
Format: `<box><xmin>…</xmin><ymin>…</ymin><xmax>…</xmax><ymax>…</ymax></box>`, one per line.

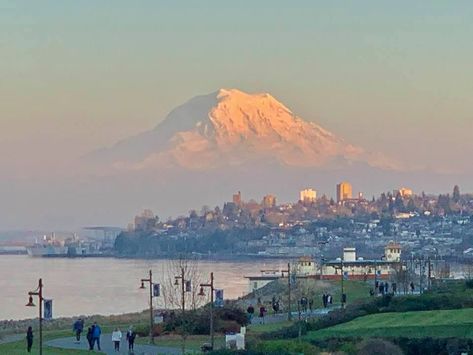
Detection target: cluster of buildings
<box><xmin>245</xmin><ymin>242</ymin><xmax>404</xmax><ymax>293</ymax></box>
<box><xmin>124</xmin><ymin>183</ymin><xmax>473</xmax><ymax>267</ymax></box>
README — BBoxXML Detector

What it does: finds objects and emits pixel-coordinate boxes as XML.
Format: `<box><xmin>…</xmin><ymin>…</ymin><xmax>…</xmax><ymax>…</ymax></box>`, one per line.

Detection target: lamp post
<box><xmin>282</xmin><ymin>263</ymin><xmax>292</xmax><ymax>321</ymax></box>
<box><xmin>340</xmin><ymin>259</ymin><xmax>346</xmax><ymax>308</ymax></box>
<box><xmin>140</xmin><ymin>269</ymin><xmax>154</xmax><ymax>344</ymax></box>
<box><xmin>174</xmin><ymin>267</ymin><xmax>187</xmax><ymax>317</ymax></box>
<box><xmin>199</xmin><ymin>272</ymin><xmax>215</xmax><ymax>350</ymax></box>
<box><xmin>26</xmin><ymin>278</ymin><xmax>43</xmax><ymax>355</ymax></box>
<box><xmin>174</xmin><ymin>267</ymin><xmax>191</xmax><ymax>355</ymax></box>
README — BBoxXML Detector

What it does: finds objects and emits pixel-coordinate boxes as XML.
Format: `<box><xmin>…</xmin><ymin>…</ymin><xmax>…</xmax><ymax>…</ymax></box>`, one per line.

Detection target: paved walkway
<box><xmin>46</xmin><ymin>334</ymin><xmax>182</xmax><ymax>355</ymax></box>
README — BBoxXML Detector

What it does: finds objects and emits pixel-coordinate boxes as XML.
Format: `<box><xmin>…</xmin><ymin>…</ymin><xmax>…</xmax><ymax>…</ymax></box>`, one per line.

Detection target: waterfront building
<box><xmin>321</xmin><ymin>242</ymin><xmax>403</xmax><ymax>280</ymax></box>
<box><xmin>300</xmin><ymin>188</ymin><xmax>317</xmax><ymax>203</ymax></box>
<box><xmin>245</xmin><ymin>257</ymin><xmax>318</xmax><ymax>292</ymax></box>
<box><xmin>336</xmin><ymin>182</ymin><xmax>353</xmax><ymax>203</ymax></box>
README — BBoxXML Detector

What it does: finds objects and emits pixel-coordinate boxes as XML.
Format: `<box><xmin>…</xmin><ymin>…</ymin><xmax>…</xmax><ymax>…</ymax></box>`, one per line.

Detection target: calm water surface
<box><xmin>1</xmin><ymin>255</ymin><xmax>284</xmax><ymax>320</ymax></box>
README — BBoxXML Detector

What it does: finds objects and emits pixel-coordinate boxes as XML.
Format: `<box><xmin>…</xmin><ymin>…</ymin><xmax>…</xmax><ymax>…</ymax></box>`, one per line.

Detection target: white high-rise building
<box><xmin>300</xmin><ymin>188</ymin><xmax>317</xmax><ymax>203</ymax></box>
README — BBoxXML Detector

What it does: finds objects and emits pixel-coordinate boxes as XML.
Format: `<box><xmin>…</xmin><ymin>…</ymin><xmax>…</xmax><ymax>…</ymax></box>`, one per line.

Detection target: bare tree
<box><xmin>161</xmin><ymin>255</ymin><xmax>204</xmax><ymax>311</ymax></box>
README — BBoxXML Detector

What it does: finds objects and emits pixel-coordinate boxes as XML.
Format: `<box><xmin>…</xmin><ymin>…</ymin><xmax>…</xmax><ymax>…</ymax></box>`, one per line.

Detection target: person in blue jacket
<box><xmin>91</xmin><ymin>322</ymin><xmax>102</xmax><ymax>351</ymax></box>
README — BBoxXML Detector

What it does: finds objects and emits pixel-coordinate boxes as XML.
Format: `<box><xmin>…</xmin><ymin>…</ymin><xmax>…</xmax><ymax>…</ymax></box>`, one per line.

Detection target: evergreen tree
<box><xmin>453</xmin><ymin>185</ymin><xmax>460</xmax><ymax>203</ymax></box>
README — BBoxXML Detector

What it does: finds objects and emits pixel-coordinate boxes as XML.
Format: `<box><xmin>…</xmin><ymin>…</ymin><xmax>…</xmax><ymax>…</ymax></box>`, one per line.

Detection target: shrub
<box><xmin>260</xmin><ymin>321</ymin><xmax>307</xmax><ymax>340</ymax></box>
<box><xmin>254</xmin><ymin>339</ymin><xmax>320</xmax><ymax>355</ymax></box>
<box><xmin>393</xmin><ymin>337</ymin><xmax>473</xmax><ymax>355</ymax></box>
<box><xmin>357</xmin><ymin>338</ymin><xmax>403</xmax><ymax>355</ymax></box>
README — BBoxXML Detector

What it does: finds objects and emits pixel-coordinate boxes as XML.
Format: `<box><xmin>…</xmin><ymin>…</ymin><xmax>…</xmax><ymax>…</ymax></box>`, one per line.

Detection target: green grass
<box><xmin>248</xmin><ymin>320</ymin><xmax>293</xmax><ymax>334</ymax></box>
<box><xmin>0</xmin><ymin>340</ymin><xmax>88</xmax><ymax>355</ymax></box>
<box><xmin>306</xmin><ymin>308</ymin><xmax>473</xmax><ymax>340</ymax></box>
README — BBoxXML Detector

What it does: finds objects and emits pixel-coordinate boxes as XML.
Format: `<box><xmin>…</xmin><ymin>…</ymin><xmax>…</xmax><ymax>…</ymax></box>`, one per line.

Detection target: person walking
<box><xmin>73</xmin><ymin>318</ymin><xmax>84</xmax><ymax>343</ymax></box>
<box><xmin>259</xmin><ymin>305</ymin><xmax>266</xmax><ymax>324</ymax></box>
<box><xmin>247</xmin><ymin>304</ymin><xmax>255</xmax><ymax>322</ymax></box>
<box><xmin>26</xmin><ymin>326</ymin><xmax>33</xmax><ymax>353</ymax></box>
<box><xmin>86</xmin><ymin>326</ymin><xmax>94</xmax><ymax>350</ymax></box>
<box><xmin>126</xmin><ymin>326</ymin><xmax>136</xmax><ymax>352</ymax></box>
<box><xmin>91</xmin><ymin>322</ymin><xmax>102</xmax><ymax>351</ymax></box>
<box><xmin>111</xmin><ymin>327</ymin><xmax>122</xmax><ymax>352</ymax></box>
<box><xmin>322</xmin><ymin>293</ymin><xmax>327</xmax><ymax>308</ymax></box>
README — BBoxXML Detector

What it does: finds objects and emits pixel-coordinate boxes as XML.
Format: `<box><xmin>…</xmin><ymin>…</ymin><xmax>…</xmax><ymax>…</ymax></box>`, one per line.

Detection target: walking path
<box><xmin>46</xmin><ymin>334</ymin><xmax>183</xmax><ymax>355</ymax></box>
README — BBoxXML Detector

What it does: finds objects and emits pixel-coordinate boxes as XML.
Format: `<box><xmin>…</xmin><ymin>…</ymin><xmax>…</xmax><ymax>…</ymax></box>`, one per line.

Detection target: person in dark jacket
<box><xmin>26</xmin><ymin>326</ymin><xmax>33</xmax><ymax>353</ymax></box>
<box><xmin>247</xmin><ymin>304</ymin><xmax>255</xmax><ymax>322</ymax></box>
<box><xmin>86</xmin><ymin>326</ymin><xmax>94</xmax><ymax>350</ymax></box>
<box><xmin>259</xmin><ymin>305</ymin><xmax>266</xmax><ymax>324</ymax></box>
<box><xmin>126</xmin><ymin>326</ymin><xmax>136</xmax><ymax>351</ymax></box>
<box><xmin>73</xmin><ymin>318</ymin><xmax>84</xmax><ymax>343</ymax></box>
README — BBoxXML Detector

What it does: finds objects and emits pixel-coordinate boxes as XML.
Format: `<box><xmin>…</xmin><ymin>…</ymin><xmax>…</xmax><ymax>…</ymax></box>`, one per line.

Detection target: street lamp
<box><xmin>139</xmin><ymin>269</ymin><xmax>155</xmax><ymax>344</ymax></box>
<box><xmin>281</xmin><ymin>263</ymin><xmax>292</xmax><ymax>321</ymax></box>
<box><xmin>174</xmin><ymin>267</ymin><xmax>189</xmax><ymax>316</ymax></box>
<box><xmin>174</xmin><ymin>267</ymin><xmax>191</xmax><ymax>355</ymax></box>
<box><xmin>199</xmin><ymin>272</ymin><xmax>215</xmax><ymax>350</ymax></box>
<box><xmin>26</xmin><ymin>278</ymin><xmax>44</xmax><ymax>355</ymax></box>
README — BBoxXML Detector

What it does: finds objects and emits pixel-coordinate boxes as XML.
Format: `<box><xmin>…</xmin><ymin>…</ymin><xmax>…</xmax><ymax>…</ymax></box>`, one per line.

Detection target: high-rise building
<box><xmin>336</xmin><ymin>182</ymin><xmax>352</xmax><ymax>203</ymax></box>
<box><xmin>300</xmin><ymin>188</ymin><xmax>317</xmax><ymax>203</ymax></box>
<box><xmin>262</xmin><ymin>194</ymin><xmax>276</xmax><ymax>209</ymax></box>
<box><xmin>232</xmin><ymin>191</ymin><xmax>242</xmax><ymax>206</ymax></box>
<box><xmin>394</xmin><ymin>187</ymin><xmax>413</xmax><ymax>198</ymax></box>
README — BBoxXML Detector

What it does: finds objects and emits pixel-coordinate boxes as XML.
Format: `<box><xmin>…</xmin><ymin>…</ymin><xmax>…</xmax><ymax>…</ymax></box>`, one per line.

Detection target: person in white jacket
<box><xmin>111</xmin><ymin>328</ymin><xmax>122</xmax><ymax>352</ymax></box>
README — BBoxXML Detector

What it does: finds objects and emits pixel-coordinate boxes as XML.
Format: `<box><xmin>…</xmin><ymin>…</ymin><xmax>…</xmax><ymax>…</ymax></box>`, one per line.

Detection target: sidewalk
<box><xmin>46</xmin><ymin>334</ymin><xmax>183</xmax><ymax>355</ymax></box>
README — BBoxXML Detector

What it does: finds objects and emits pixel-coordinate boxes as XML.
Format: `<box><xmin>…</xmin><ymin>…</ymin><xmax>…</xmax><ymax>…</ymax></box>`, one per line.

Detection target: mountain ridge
<box><xmin>87</xmin><ymin>88</ymin><xmax>399</xmax><ymax>172</ymax></box>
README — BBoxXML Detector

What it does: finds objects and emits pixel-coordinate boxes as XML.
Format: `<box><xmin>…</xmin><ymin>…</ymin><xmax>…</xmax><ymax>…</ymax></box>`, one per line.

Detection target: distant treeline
<box><xmin>114</xmin><ymin>226</ymin><xmax>270</xmax><ymax>257</ymax></box>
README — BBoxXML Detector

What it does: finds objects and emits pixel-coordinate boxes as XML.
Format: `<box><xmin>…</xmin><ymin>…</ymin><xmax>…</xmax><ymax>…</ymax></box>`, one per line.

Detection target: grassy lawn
<box><xmin>248</xmin><ymin>320</ymin><xmax>293</xmax><ymax>334</ymax></box>
<box><xmin>305</xmin><ymin>308</ymin><xmax>473</xmax><ymax>340</ymax></box>
<box><xmin>0</xmin><ymin>340</ymin><xmax>88</xmax><ymax>355</ymax></box>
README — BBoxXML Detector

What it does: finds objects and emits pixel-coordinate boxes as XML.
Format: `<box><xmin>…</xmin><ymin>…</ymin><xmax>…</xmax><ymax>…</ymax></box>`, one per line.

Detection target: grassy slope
<box><xmin>305</xmin><ymin>308</ymin><xmax>473</xmax><ymax>340</ymax></box>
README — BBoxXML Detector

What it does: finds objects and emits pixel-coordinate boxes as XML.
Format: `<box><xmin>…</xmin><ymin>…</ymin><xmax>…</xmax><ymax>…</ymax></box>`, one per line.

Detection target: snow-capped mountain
<box><xmin>89</xmin><ymin>89</ymin><xmax>397</xmax><ymax>172</ymax></box>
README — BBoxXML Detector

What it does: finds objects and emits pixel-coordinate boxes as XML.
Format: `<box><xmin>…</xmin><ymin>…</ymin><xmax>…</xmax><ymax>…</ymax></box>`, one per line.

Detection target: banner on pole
<box><xmin>153</xmin><ymin>283</ymin><xmax>160</xmax><ymax>297</ymax></box>
<box><xmin>44</xmin><ymin>299</ymin><xmax>53</xmax><ymax>320</ymax></box>
<box><xmin>185</xmin><ymin>280</ymin><xmax>192</xmax><ymax>292</ymax></box>
<box><xmin>215</xmin><ymin>289</ymin><xmax>224</xmax><ymax>308</ymax></box>
<box><xmin>343</xmin><ymin>271</ymin><xmax>349</xmax><ymax>280</ymax></box>
<box><xmin>290</xmin><ymin>273</ymin><xmax>297</xmax><ymax>285</ymax></box>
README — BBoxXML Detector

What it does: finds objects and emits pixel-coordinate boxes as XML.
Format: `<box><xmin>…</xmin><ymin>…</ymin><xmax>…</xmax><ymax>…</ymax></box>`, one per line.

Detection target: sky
<box><xmin>1</xmin><ymin>1</ymin><xmax>473</xmax><ymax>229</ymax></box>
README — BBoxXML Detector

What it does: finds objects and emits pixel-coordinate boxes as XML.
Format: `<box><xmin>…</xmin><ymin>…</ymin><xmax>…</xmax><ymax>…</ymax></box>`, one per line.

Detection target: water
<box><xmin>0</xmin><ymin>255</ymin><xmax>283</xmax><ymax>321</ymax></box>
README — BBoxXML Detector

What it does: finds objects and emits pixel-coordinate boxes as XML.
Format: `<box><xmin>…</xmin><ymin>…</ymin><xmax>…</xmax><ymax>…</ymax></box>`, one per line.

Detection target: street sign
<box><xmin>153</xmin><ymin>283</ymin><xmax>160</xmax><ymax>297</ymax></box>
<box><xmin>185</xmin><ymin>280</ymin><xmax>192</xmax><ymax>292</ymax></box>
<box><xmin>215</xmin><ymin>289</ymin><xmax>224</xmax><ymax>307</ymax></box>
<box><xmin>44</xmin><ymin>299</ymin><xmax>53</xmax><ymax>320</ymax></box>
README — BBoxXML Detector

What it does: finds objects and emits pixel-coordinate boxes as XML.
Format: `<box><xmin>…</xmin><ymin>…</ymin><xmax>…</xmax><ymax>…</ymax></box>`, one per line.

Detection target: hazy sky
<box><xmin>2</xmin><ymin>1</ymin><xmax>473</xmax><ymax>176</ymax></box>
<box><xmin>1</xmin><ymin>1</ymin><xmax>473</xmax><ymax>229</ymax></box>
